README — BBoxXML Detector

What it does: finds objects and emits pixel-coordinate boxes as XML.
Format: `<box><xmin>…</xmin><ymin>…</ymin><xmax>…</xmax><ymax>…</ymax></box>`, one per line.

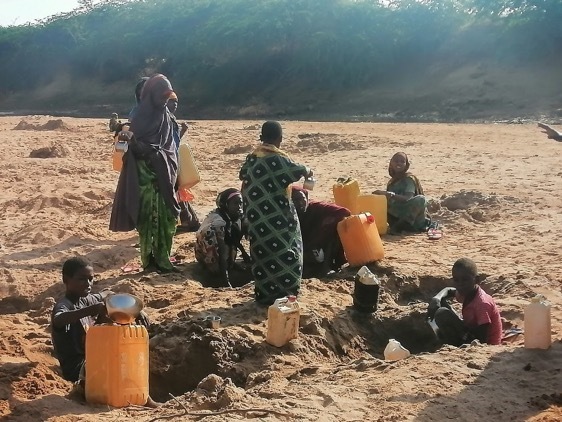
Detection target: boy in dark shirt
<box><xmin>51</xmin><ymin>257</ymin><xmax>109</xmax><ymax>382</ymax></box>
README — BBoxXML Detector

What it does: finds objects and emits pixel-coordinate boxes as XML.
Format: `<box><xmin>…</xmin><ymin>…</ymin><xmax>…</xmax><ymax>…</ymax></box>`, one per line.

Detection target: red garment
<box><xmin>301</xmin><ymin>200</ymin><xmax>350</xmax><ymax>251</ymax></box>
<box><xmin>461</xmin><ymin>286</ymin><xmax>502</xmax><ymax>345</ymax></box>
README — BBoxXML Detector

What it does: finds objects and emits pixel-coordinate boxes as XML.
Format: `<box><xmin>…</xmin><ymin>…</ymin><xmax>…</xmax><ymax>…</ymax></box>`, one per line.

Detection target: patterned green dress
<box><xmin>239</xmin><ymin>144</ymin><xmax>308</xmax><ymax>305</ymax></box>
<box><xmin>387</xmin><ymin>174</ymin><xmax>428</xmax><ymax>232</ymax></box>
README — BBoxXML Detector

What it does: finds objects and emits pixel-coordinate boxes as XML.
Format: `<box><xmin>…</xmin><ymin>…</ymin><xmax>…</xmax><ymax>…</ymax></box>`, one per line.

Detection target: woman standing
<box><xmin>110</xmin><ymin>74</ymin><xmax>180</xmax><ymax>273</ymax></box>
<box><xmin>373</xmin><ymin>152</ymin><xmax>429</xmax><ymax>233</ymax></box>
<box><xmin>239</xmin><ymin>121</ymin><xmax>312</xmax><ymax>305</ymax></box>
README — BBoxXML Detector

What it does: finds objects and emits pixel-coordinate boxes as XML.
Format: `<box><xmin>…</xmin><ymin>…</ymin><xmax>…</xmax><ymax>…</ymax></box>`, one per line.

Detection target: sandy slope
<box><xmin>0</xmin><ymin>116</ymin><xmax>560</xmax><ymax>421</ymax></box>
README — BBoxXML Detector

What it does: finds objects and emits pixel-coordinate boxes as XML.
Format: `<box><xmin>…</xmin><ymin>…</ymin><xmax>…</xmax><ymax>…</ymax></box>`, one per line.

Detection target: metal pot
<box><xmin>303</xmin><ymin>176</ymin><xmax>316</xmax><ymax>191</ymax></box>
<box><xmin>105</xmin><ymin>293</ymin><xmax>143</xmax><ymax>324</ymax></box>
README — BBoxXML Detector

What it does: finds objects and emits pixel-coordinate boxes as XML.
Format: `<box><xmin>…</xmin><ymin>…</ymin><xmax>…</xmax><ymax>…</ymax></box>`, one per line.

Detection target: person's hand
<box><xmin>427</xmin><ymin>297</ymin><xmax>441</xmax><ymax>319</ymax></box>
<box><xmin>135</xmin><ymin>310</ymin><xmax>150</xmax><ymax>328</ymax></box>
<box><xmin>118</xmin><ymin>130</ymin><xmax>134</xmax><ymax>142</ymax></box>
<box><xmin>306</xmin><ymin>168</ymin><xmax>314</xmax><ymax>178</ymax></box>
<box><xmin>99</xmin><ymin>290</ymin><xmax>114</xmax><ymax>299</ymax></box>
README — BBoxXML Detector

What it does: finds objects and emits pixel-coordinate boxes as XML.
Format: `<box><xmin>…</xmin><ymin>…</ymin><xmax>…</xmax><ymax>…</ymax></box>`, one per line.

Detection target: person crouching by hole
<box><xmin>291</xmin><ymin>186</ymin><xmax>351</xmax><ymax>277</ymax></box>
<box><xmin>427</xmin><ymin>258</ymin><xmax>502</xmax><ymax>346</ymax></box>
<box><xmin>195</xmin><ymin>188</ymin><xmax>252</xmax><ymax>288</ymax></box>
<box><xmin>51</xmin><ymin>257</ymin><xmax>153</xmax><ymax>403</ymax></box>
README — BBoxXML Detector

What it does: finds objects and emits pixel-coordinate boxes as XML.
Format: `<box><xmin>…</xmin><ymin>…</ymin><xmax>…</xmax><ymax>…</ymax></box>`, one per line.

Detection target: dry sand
<box><xmin>0</xmin><ymin>116</ymin><xmax>560</xmax><ymax>421</ymax></box>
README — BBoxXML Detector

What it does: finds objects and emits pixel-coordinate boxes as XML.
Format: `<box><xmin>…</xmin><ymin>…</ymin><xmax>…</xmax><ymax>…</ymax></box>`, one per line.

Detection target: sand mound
<box><xmin>289</xmin><ymin>133</ymin><xmax>367</xmax><ymax>154</ymax></box>
<box><xmin>29</xmin><ymin>143</ymin><xmax>71</xmax><ymax>158</ymax></box>
<box><xmin>224</xmin><ymin>144</ymin><xmax>254</xmax><ymax>154</ymax></box>
<box><xmin>440</xmin><ymin>190</ymin><xmax>501</xmax><ymax>211</ymax></box>
<box><xmin>428</xmin><ymin>190</ymin><xmax>523</xmax><ymax>225</ymax></box>
<box><xmin>14</xmin><ymin>119</ymin><xmax>71</xmax><ymax>131</ymax></box>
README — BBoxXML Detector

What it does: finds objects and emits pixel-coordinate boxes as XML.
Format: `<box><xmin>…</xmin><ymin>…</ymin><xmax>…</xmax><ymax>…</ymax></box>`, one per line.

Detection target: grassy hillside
<box><xmin>0</xmin><ymin>0</ymin><xmax>561</xmax><ymax>121</ymax></box>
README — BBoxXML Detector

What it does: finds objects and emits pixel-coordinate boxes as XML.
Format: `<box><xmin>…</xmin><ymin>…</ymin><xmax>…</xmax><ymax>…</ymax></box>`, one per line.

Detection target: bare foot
<box><xmin>145</xmin><ymin>396</ymin><xmax>162</xmax><ymax>408</ymax></box>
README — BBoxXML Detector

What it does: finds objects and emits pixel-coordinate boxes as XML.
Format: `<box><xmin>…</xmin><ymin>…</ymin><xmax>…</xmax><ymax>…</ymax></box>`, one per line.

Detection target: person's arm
<box><xmin>180</xmin><ymin>122</ymin><xmax>188</xmax><ymax>139</ymax></box>
<box><xmin>214</xmin><ymin>225</ymin><xmax>233</xmax><ymax>287</ymax></box>
<box><xmin>373</xmin><ymin>190</ymin><xmax>413</xmax><ymax>202</ymax></box>
<box><xmin>53</xmin><ymin>302</ymin><xmax>105</xmax><ymax>328</ymax></box>
<box><xmin>538</xmin><ymin>122</ymin><xmax>562</xmax><ymax>141</ymax></box>
<box><xmin>427</xmin><ymin>287</ymin><xmax>456</xmax><ymax>319</ymax></box>
<box><xmin>373</xmin><ymin>177</ymin><xmax>416</xmax><ymax>202</ymax></box>
<box><xmin>282</xmin><ymin>156</ymin><xmax>312</xmax><ymax>185</ymax></box>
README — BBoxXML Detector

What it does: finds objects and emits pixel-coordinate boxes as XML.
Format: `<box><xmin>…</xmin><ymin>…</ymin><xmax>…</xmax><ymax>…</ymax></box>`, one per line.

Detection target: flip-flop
<box><xmin>121</xmin><ymin>262</ymin><xmax>142</xmax><ymax>273</ymax></box>
<box><xmin>427</xmin><ymin>229</ymin><xmax>443</xmax><ymax>240</ymax></box>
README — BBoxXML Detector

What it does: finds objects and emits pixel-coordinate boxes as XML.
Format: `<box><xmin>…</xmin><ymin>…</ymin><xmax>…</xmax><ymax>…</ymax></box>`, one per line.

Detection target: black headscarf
<box><xmin>215</xmin><ymin>188</ymin><xmax>242</xmax><ymax>248</ymax></box>
<box><xmin>109</xmin><ymin>75</ymin><xmax>180</xmax><ymax>232</ymax></box>
<box><xmin>135</xmin><ymin>77</ymin><xmax>149</xmax><ymax>104</ymax></box>
<box><xmin>129</xmin><ymin>74</ymin><xmax>180</xmax><ymax>216</ymax></box>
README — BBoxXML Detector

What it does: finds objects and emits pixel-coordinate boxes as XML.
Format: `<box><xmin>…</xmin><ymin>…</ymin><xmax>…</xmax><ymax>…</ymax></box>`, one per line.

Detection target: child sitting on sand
<box><xmin>51</xmin><ymin>257</ymin><xmax>111</xmax><ymax>383</ymax></box>
<box><xmin>51</xmin><ymin>257</ymin><xmax>149</xmax><ymax>382</ymax></box>
<box><xmin>427</xmin><ymin>258</ymin><xmax>502</xmax><ymax>346</ymax></box>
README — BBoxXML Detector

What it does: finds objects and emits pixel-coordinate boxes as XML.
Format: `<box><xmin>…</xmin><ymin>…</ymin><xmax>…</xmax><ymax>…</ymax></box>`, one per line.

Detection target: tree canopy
<box><xmin>0</xmin><ymin>0</ymin><xmax>560</xmax><ymax>119</ymax></box>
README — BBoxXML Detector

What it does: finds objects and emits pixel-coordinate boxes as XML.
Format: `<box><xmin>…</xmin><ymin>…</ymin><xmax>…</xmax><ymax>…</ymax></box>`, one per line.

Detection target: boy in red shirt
<box><xmin>427</xmin><ymin>258</ymin><xmax>502</xmax><ymax>346</ymax></box>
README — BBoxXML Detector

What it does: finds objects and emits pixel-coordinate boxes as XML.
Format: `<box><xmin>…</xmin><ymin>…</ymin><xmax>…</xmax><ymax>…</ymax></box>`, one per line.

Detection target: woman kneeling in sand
<box><xmin>373</xmin><ymin>152</ymin><xmax>430</xmax><ymax>234</ymax></box>
<box><xmin>194</xmin><ymin>188</ymin><xmax>251</xmax><ymax>288</ymax></box>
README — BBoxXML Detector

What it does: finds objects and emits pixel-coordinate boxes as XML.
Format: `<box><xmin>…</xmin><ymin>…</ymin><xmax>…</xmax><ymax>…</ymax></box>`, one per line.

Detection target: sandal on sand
<box><xmin>121</xmin><ymin>262</ymin><xmax>142</xmax><ymax>273</ymax></box>
<box><xmin>427</xmin><ymin>228</ymin><xmax>443</xmax><ymax>240</ymax></box>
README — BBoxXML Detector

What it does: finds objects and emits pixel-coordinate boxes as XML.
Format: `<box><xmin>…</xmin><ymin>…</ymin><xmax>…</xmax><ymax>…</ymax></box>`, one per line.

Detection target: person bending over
<box><xmin>291</xmin><ymin>186</ymin><xmax>350</xmax><ymax>277</ymax></box>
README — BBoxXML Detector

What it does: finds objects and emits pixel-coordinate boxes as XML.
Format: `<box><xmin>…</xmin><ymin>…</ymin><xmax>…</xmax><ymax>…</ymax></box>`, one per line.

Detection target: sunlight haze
<box><xmin>0</xmin><ymin>0</ymin><xmax>94</xmax><ymax>26</ymax></box>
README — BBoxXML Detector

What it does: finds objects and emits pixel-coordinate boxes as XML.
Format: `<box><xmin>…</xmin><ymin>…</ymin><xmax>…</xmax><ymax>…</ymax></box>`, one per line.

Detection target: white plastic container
<box><xmin>524</xmin><ymin>295</ymin><xmax>551</xmax><ymax>349</ymax></box>
<box><xmin>266</xmin><ymin>296</ymin><xmax>300</xmax><ymax>347</ymax></box>
<box><xmin>384</xmin><ymin>339</ymin><xmax>410</xmax><ymax>361</ymax></box>
<box><xmin>177</xmin><ymin>142</ymin><xmax>201</xmax><ymax>190</ymax></box>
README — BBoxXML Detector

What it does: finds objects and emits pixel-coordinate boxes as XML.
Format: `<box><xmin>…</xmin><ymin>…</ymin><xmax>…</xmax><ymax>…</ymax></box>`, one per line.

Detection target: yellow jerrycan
<box><xmin>177</xmin><ymin>142</ymin><xmax>201</xmax><ymax>190</ymax></box>
<box><xmin>337</xmin><ymin>212</ymin><xmax>384</xmax><ymax>266</ymax></box>
<box><xmin>356</xmin><ymin>194</ymin><xmax>388</xmax><ymax>234</ymax></box>
<box><xmin>333</xmin><ymin>178</ymin><xmax>360</xmax><ymax>214</ymax></box>
<box><xmin>266</xmin><ymin>296</ymin><xmax>300</xmax><ymax>347</ymax></box>
<box><xmin>112</xmin><ymin>141</ymin><xmax>128</xmax><ymax>172</ymax></box>
<box><xmin>524</xmin><ymin>295</ymin><xmax>551</xmax><ymax>349</ymax></box>
<box><xmin>85</xmin><ymin>324</ymin><xmax>149</xmax><ymax>407</ymax></box>
<box><xmin>111</xmin><ymin>124</ymin><xmax>130</xmax><ymax>172</ymax></box>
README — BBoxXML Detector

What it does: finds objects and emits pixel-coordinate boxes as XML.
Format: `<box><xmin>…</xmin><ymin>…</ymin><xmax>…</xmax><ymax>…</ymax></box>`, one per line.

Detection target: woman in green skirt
<box><xmin>110</xmin><ymin>74</ymin><xmax>180</xmax><ymax>272</ymax></box>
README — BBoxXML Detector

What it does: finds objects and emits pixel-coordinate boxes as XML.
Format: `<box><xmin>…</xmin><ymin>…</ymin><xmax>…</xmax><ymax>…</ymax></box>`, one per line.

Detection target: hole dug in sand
<box><xmin>29</xmin><ymin>143</ymin><xmax>71</xmax><ymax>158</ymax></box>
<box><xmin>148</xmin><ymin>273</ymin><xmax>445</xmax><ymax>402</ymax></box>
